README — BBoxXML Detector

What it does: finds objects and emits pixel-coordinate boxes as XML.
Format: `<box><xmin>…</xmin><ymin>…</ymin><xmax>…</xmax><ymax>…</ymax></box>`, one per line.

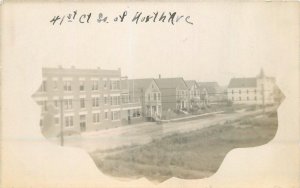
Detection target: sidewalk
<box><xmin>161</xmin><ymin>111</ymin><xmax>224</xmax><ymax>122</ymax></box>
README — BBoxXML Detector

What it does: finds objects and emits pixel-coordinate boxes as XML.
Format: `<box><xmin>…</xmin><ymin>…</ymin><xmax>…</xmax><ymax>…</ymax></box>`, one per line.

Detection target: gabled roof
<box><xmin>154</xmin><ymin>77</ymin><xmax>188</xmax><ymax>90</ymax></box>
<box><xmin>228</xmin><ymin>78</ymin><xmax>257</xmax><ymax>88</ymax></box>
<box><xmin>185</xmin><ymin>80</ymin><xmax>199</xmax><ymax>89</ymax></box>
<box><xmin>129</xmin><ymin>78</ymin><xmax>155</xmax><ymax>90</ymax></box>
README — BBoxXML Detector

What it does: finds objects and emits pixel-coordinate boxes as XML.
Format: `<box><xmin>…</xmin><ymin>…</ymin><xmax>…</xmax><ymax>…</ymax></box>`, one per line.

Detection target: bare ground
<box><xmin>90</xmin><ymin>110</ymin><xmax>278</xmax><ymax>182</ymax></box>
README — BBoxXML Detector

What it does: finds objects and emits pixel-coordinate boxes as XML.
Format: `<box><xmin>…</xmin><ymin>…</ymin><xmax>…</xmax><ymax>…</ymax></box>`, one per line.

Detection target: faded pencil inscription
<box><xmin>50</xmin><ymin>10</ymin><xmax>194</xmax><ymax>25</ymax></box>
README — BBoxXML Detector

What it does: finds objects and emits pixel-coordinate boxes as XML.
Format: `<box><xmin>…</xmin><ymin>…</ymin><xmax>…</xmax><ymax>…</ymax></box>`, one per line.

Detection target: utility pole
<box><xmin>60</xmin><ymin>98</ymin><xmax>64</xmax><ymax>146</ymax></box>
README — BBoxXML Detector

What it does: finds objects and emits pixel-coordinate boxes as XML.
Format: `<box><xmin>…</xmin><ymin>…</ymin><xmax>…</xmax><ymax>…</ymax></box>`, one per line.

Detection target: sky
<box><xmin>7</xmin><ymin>2</ymin><xmax>297</xmax><ymax>86</ymax></box>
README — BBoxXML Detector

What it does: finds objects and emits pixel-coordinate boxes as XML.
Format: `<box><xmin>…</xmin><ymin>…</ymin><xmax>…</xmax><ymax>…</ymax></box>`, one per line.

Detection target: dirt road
<box><xmin>50</xmin><ymin>107</ymin><xmax>276</xmax><ymax>152</ymax></box>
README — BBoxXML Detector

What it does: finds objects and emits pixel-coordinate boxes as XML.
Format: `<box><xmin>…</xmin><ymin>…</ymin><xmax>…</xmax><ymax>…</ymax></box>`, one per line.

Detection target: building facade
<box><xmin>125</xmin><ymin>78</ymin><xmax>162</xmax><ymax>121</ymax></box>
<box><xmin>33</xmin><ymin>67</ymin><xmax>141</xmax><ymax>137</ymax></box>
<box><xmin>227</xmin><ymin>69</ymin><xmax>276</xmax><ymax>105</ymax></box>
<box><xmin>154</xmin><ymin>77</ymin><xmax>189</xmax><ymax>115</ymax></box>
<box><xmin>185</xmin><ymin>80</ymin><xmax>201</xmax><ymax>110</ymax></box>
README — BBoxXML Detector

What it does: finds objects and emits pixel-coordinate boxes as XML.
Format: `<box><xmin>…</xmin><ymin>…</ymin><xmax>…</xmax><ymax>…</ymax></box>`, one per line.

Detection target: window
<box><xmin>104</xmin><ymin>112</ymin><xmax>108</xmax><ymax>119</ymax></box>
<box><xmin>80</xmin><ymin>98</ymin><xmax>85</xmax><ymax>108</ymax></box>
<box><xmin>122</xmin><ymin>95</ymin><xmax>128</xmax><ymax>104</ymax></box>
<box><xmin>239</xmin><ymin>97</ymin><xmax>241</xmax><ymax>101</ymax></box>
<box><xmin>64</xmin><ymin>99</ymin><xmax>72</xmax><ymax>109</ymax></box>
<box><xmin>79</xmin><ymin>81</ymin><xmax>85</xmax><ymax>91</ymax></box>
<box><xmin>232</xmin><ymin>90</ymin><xmax>234</xmax><ymax>94</ymax></box>
<box><xmin>239</xmin><ymin>90</ymin><xmax>241</xmax><ymax>94</ymax></box>
<box><xmin>154</xmin><ymin>93</ymin><xmax>157</xmax><ymax>101</ymax></box>
<box><xmin>79</xmin><ymin>115</ymin><xmax>86</xmax><ymax>128</ymax></box>
<box><xmin>254</xmin><ymin>89</ymin><xmax>257</xmax><ymax>94</ymax></box>
<box><xmin>247</xmin><ymin>96</ymin><xmax>249</xmax><ymax>101</ymax></box>
<box><xmin>158</xmin><ymin>93</ymin><xmax>161</xmax><ymax>101</ymax></box>
<box><xmin>63</xmin><ymin>81</ymin><xmax>72</xmax><ymax>91</ymax></box>
<box><xmin>232</xmin><ymin>97</ymin><xmax>234</xmax><ymax>101</ymax></box>
<box><xmin>111</xmin><ymin>111</ymin><xmax>120</xmax><ymax>120</ymax></box>
<box><xmin>104</xmin><ymin>96</ymin><xmax>107</xmax><ymax>105</ymax></box>
<box><xmin>148</xmin><ymin>94</ymin><xmax>150</xmax><ymax>101</ymax></box>
<box><xmin>92</xmin><ymin>80</ymin><xmax>99</xmax><ymax>90</ymax></box>
<box><xmin>111</xmin><ymin>96</ymin><xmax>120</xmax><ymax>105</ymax></box>
<box><xmin>246</xmin><ymin>90</ymin><xmax>249</xmax><ymax>94</ymax></box>
<box><xmin>53</xmin><ymin>81</ymin><xmax>58</xmax><ymax>90</ymax></box>
<box><xmin>93</xmin><ymin>113</ymin><xmax>100</xmax><ymax>123</ymax></box>
<box><xmin>92</xmin><ymin>97</ymin><xmax>99</xmax><ymax>107</ymax></box>
<box><xmin>65</xmin><ymin>116</ymin><xmax>74</xmax><ymax>127</ymax></box>
<box><xmin>110</xmin><ymin>80</ymin><xmax>120</xmax><ymax>90</ymax></box>
<box><xmin>254</xmin><ymin>96</ymin><xmax>257</xmax><ymax>101</ymax></box>
<box><xmin>104</xmin><ymin>80</ymin><xmax>107</xmax><ymax>89</ymax></box>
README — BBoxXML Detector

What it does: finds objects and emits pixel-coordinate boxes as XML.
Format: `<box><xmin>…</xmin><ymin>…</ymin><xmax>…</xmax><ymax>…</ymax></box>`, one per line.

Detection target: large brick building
<box><xmin>32</xmin><ymin>67</ymin><xmax>142</xmax><ymax>137</ymax></box>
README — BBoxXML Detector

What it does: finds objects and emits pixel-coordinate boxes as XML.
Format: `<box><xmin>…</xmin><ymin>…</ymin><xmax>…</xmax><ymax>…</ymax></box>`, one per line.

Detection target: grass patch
<box><xmin>91</xmin><ymin>111</ymin><xmax>278</xmax><ymax>182</ymax></box>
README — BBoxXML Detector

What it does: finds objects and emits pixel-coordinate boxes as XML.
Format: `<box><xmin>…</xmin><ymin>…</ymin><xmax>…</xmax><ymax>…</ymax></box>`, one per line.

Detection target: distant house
<box><xmin>197</xmin><ymin>82</ymin><xmax>224</xmax><ymax>104</ymax></box>
<box><xmin>124</xmin><ymin>78</ymin><xmax>162</xmax><ymax>121</ymax></box>
<box><xmin>227</xmin><ymin>69</ymin><xmax>276</xmax><ymax>105</ymax></box>
<box><xmin>185</xmin><ymin>80</ymin><xmax>201</xmax><ymax>109</ymax></box>
<box><xmin>155</xmin><ymin>77</ymin><xmax>189</xmax><ymax>114</ymax></box>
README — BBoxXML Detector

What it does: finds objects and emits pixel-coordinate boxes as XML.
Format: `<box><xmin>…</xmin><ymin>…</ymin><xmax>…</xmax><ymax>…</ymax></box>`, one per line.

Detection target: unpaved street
<box><xmin>50</xmin><ymin>107</ymin><xmax>276</xmax><ymax>152</ymax></box>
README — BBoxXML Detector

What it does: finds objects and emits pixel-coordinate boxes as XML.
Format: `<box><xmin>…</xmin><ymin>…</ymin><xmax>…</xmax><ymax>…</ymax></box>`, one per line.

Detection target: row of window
<box><xmin>231</xmin><ymin>89</ymin><xmax>257</xmax><ymax>94</ymax></box>
<box><xmin>232</xmin><ymin>95</ymin><xmax>272</xmax><ymax>101</ymax></box>
<box><xmin>40</xmin><ymin>79</ymin><xmax>121</xmax><ymax>92</ymax></box>
<box><xmin>191</xmin><ymin>90</ymin><xmax>200</xmax><ymax>97</ymax></box>
<box><xmin>40</xmin><ymin>96</ymin><xmax>122</xmax><ymax>111</ymax></box>
<box><xmin>232</xmin><ymin>96</ymin><xmax>257</xmax><ymax>101</ymax></box>
<box><xmin>147</xmin><ymin>92</ymin><xmax>161</xmax><ymax>102</ymax></box>
<box><xmin>177</xmin><ymin>90</ymin><xmax>189</xmax><ymax>98</ymax></box>
<box><xmin>42</xmin><ymin>111</ymin><xmax>122</xmax><ymax>127</ymax></box>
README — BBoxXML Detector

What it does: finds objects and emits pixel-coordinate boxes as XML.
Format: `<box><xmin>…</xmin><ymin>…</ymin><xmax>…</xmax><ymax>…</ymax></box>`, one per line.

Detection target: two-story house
<box><xmin>154</xmin><ymin>77</ymin><xmax>189</xmax><ymax>115</ymax></box>
<box><xmin>185</xmin><ymin>80</ymin><xmax>201</xmax><ymax>110</ymax></box>
<box><xmin>125</xmin><ymin>78</ymin><xmax>162</xmax><ymax>121</ymax></box>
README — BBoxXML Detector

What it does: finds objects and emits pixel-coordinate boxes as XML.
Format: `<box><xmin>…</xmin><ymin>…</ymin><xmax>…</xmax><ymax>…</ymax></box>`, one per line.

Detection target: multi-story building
<box><xmin>124</xmin><ymin>78</ymin><xmax>162</xmax><ymax>121</ymax></box>
<box><xmin>227</xmin><ymin>69</ymin><xmax>276</xmax><ymax>105</ymax></box>
<box><xmin>185</xmin><ymin>80</ymin><xmax>201</xmax><ymax>110</ymax></box>
<box><xmin>154</xmin><ymin>77</ymin><xmax>189</xmax><ymax>115</ymax></box>
<box><xmin>32</xmin><ymin>66</ymin><xmax>141</xmax><ymax>137</ymax></box>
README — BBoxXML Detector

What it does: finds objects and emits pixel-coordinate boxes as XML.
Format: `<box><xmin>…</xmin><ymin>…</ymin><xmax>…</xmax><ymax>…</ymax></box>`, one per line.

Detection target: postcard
<box><xmin>1</xmin><ymin>1</ymin><xmax>299</xmax><ymax>188</ymax></box>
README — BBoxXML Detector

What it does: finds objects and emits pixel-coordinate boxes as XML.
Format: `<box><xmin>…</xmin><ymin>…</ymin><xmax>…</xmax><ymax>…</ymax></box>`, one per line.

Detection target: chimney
<box><xmin>71</xmin><ymin>65</ymin><xmax>75</xmax><ymax>69</ymax></box>
<box><xmin>159</xmin><ymin>74</ymin><xmax>161</xmax><ymax>79</ymax></box>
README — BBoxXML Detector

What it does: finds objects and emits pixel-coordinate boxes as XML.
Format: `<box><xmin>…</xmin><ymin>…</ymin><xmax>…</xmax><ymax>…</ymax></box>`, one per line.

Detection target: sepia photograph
<box><xmin>32</xmin><ymin>67</ymin><xmax>283</xmax><ymax>182</ymax></box>
<box><xmin>1</xmin><ymin>1</ymin><xmax>299</xmax><ymax>188</ymax></box>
